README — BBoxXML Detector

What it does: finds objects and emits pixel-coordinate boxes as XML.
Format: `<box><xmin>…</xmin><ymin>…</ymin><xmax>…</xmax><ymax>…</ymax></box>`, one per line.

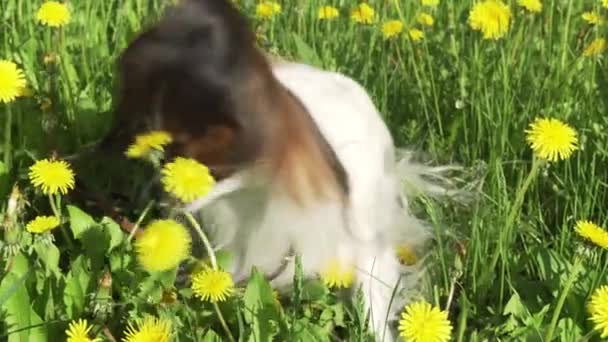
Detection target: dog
<box><xmin>103</xmin><ymin>0</ymin><xmax>454</xmax><ymax>340</ymax></box>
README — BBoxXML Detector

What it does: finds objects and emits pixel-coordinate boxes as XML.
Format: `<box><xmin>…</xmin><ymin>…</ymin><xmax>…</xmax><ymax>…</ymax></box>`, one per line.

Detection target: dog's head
<box><xmin>102</xmin><ymin>0</ymin><xmax>348</xmax><ymax>205</ymax></box>
<box><xmin>102</xmin><ymin>0</ymin><xmax>280</xmax><ymax>178</ymax></box>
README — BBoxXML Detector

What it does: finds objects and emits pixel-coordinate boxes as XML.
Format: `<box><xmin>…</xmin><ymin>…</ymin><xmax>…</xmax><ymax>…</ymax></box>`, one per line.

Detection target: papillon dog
<box><xmin>102</xmin><ymin>0</ymin><xmax>455</xmax><ymax>340</ymax></box>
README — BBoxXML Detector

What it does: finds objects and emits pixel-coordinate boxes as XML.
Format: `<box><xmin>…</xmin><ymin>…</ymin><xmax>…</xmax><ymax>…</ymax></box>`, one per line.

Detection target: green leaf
<box><xmin>0</xmin><ymin>254</ymin><xmax>48</xmax><ymax>342</ymax></box>
<box><xmin>215</xmin><ymin>250</ymin><xmax>234</xmax><ymax>271</ymax></box>
<box><xmin>201</xmin><ymin>329</ymin><xmax>222</xmax><ymax>342</ymax></box>
<box><xmin>158</xmin><ymin>268</ymin><xmax>178</xmax><ymax>288</ymax></box>
<box><xmin>292</xmin><ymin>33</ymin><xmax>322</xmax><ymax>68</ymax></box>
<box><xmin>243</xmin><ymin>268</ymin><xmax>280</xmax><ymax>341</ymax></box>
<box><xmin>33</xmin><ymin>243</ymin><xmax>61</xmax><ymax>278</ymax></box>
<box><xmin>66</xmin><ymin>205</ymin><xmax>96</xmax><ymax>240</ymax></box>
<box><xmin>100</xmin><ymin>217</ymin><xmax>125</xmax><ymax>252</ymax></box>
<box><xmin>63</xmin><ymin>255</ymin><xmax>92</xmax><ymax>318</ymax></box>
<box><xmin>301</xmin><ymin>279</ymin><xmax>329</xmax><ymax>302</ymax></box>
<box><xmin>291</xmin><ymin>319</ymin><xmax>330</xmax><ymax>342</ymax></box>
<box><xmin>503</xmin><ymin>292</ymin><xmax>525</xmax><ymax>318</ymax></box>
<box><xmin>80</xmin><ymin>225</ymin><xmax>110</xmax><ymax>270</ymax></box>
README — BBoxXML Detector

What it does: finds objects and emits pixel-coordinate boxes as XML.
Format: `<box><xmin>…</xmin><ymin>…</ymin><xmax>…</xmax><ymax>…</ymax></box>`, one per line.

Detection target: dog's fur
<box><xmin>104</xmin><ymin>0</ymin><xmax>451</xmax><ymax>340</ymax></box>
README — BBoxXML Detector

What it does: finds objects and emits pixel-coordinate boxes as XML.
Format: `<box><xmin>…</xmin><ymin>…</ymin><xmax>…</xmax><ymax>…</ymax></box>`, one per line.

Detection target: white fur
<box><xmin>187</xmin><ymin>62</ymin><xmax>448</xmax><ymax>341</ymax></box>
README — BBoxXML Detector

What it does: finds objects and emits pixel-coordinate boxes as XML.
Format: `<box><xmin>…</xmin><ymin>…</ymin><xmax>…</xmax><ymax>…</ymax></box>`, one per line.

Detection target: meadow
<box><xmin>1</xmin><ymin>0</ymin><xmax>608</xmax><ymax>341</ymax></box>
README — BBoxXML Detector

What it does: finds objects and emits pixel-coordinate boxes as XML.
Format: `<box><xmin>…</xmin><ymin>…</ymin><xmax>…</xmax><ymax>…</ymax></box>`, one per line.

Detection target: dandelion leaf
<box><xmin>243</xmin><ymin>268</ymin><xmax>281</xmax><ymax>341</ymax></box>
<box><xmin>63</xmin><ymin>255</ymin><xmax>92</xmax><ymax>318</ymax></box>
<box><xmin>292</xmin><ymin>33</ymin><xmax>323</xmax><ymax>68</ymax></box>
<box><xmin>0</xmin><ymin>254</ymin><xmax>47</xmax><ymax>342</ymax></box>
<box><xmin>100</xmin><ymin>216</ymin><xmax>125</xmax><ymax>252</ymax></box>
<box><xmin>67</xmin><ymin>205</ymin><xmax>96</xmax><ymax>240</ymax></box>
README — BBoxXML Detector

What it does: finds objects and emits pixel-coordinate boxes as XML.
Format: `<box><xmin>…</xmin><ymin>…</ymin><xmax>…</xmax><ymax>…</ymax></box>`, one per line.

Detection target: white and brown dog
<box><xmin>104</xmin><ymin>0</ymin><xmax>453</xmax><ymax>340</ymax></box>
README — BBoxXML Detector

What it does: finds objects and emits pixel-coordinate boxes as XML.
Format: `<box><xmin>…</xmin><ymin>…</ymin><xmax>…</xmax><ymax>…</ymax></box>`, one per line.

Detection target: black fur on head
<box><xmin>101</xmin><ymin>0</ymin><xmax>276</xmax><ymax>176</ymax></box>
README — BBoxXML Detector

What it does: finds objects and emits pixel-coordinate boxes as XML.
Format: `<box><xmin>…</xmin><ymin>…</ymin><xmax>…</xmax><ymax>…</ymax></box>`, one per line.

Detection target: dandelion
<box><xmin>382</xmin><ymin>20</ymin><xmax>404</xmax><ymax>39</ymax></box>
<box><xmin>255</xmin><ymin>2</ymin><xmax>281</xmax><ymax>19</ymax></box>
<box><xmin>582</xmin><ymin>12</ymin><xmax>603</xmax><ymax>25</ymax></box>
<box><xmin>123</xmin><ymin>316</ymin><xmax>172</xmax><ymax>342</ymax></box>
<box><xmin>0</xmin><ymin>60</ymin><xmax>26</xmax><ymax>104</ymax></box>
<box><xmin>583</xmin><ymin>38</ymin><xmax>606</xmax><ymax>57</ymax></box>
<box><xmin>525</xmin><ymin>117</ymin><xmax>578</xmax><ymax>162</ymax></box>
<box><xmin>468</xmin><ymin>0</ymin><xmax>512</xmax><ymax>40</ymax></box>
<box><xmin>351</xmin><ymin>3</ymin><xmax>376</xmax><ymax>24</ymax></box>
<box><xmin>588</xmin><ymin>285</ymin><xmax>608</xmax><ymax>339</ymax></box>
<box><xmin>422</xmin><ymin>0</ymin><xmax>440</xmax><ymax>7</ymax></box>
<box><xmin>29</xmin><ymin>159</ymin><xmax>75</xmax><ymax>195</ymax></box>
<box><xmin>398</xmin><ymin>301</ymin><xmax>452</xmax><ymax>342</ymax></box>
<box><xmin>125</xmin><ymin>130</ymin><xmax>173</xmax><ymax>159</ymax></box>
<box><xmin>161</xmin><ymin>157</ymin><xmax>215</xmax><ymax>203</ymax></box>
<box><xmin>191</xmin><ymin>267</ymin><xmax>234</xmax><ymax>302</ymax></box>
<box><xmin>26</xmin><ymin>215</ymin><xmax>60</xmax><ymax>234</ymax></box>
<box><xmin>320</xmin><ymin>259</ymin><xmax>355</xmax><ymax>289</ymax></box>
<box><xmin>318</xmin><ymin>6</ymin><xmax>339</xmax><ymax>20</ymax></box>
<box><xmin>517</xmin><ymin>0</ymin><xmax>542</xmax><ymax>13</ymax></box>
<box><xmin>134</xmin><ymin>219</ymin><xmax>191</xmax><ymax>272</ymax></box>
<box><xmin>36</xmin><ymin>1</ymin><xmax>70</xmax><ymax>28</ymax></box>
<box><xmin>66</xmin><ymin>319</ymin><xmax>101</xmax><ymax>342</ymax></box>
<box><xmin>575</xmin><ymin>220</ymin><xmax>608</xmax><ymax>250</ymax></box>
<box><xmin>396</xmin><ymin>244</ymin><xmax>418</xmax><ymax>266</ymax></box>
<box><xmin>417</xmin><ymin>13</ymin><xmax>435</xmax><ymax>27</ymax></box>
<box><xmin>409</xmin><ymin>29</ymin><xmax>425</xmax><ymax>41</ymax></box>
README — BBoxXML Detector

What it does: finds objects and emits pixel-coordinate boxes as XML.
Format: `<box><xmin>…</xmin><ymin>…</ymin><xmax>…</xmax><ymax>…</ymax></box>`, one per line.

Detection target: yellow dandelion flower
<box><xmin>575</xmin><ymin>220</ymin><xmax>608</xmax><ymax>250</ymax></box>
<box><xmin>417</xmin><ymin>13</ymin><xmax>435</xmax><ymax>27</ymax></box>
<box><xmin>468</xmin><ymin>0</ymin><xmax>512</xmax><ymax>40</ymax></box>
<box><xmin>582</xmin><ymin>12</ymin><xmax>603</xmax><ymax>25</ymax></box>
<box><xmin>66</xmin><ymin>319</ymin><xmax>101</xmax><ymax>342</ymax></box>
<box><xmin>0</xmin><ymin>60</ymin><xmax>27</xmax><ymax>104</ymax></box>
<box><xmin>26</xmin><ymin>215</ymin><xmax>60</xmax><ymax>234</ymax></box>
<box><xmin>28</xmin><ymin>159</ymin><xmax>75</xmax><ymax>195</ymax></box>
<box><xmin>351</xmin><ymin>3</ymin><xmax>376</xmax><ymax>24</ymax></box>
<box><xmin>409</xmin><ymin>28</ymin><xmax>425</xmax><ymax>41</ymax></box>
<box><xmin>36</xmin><ymin>1</ymin><xmax>70</xmax><ymax>28</ymax></box>
<box><xmin>123</xmin><ymin>316</ymin><xmax>172</xmax><ymax>342</ymax></box>
<box><xmin>191</xmin><ymin>267</ymin><xmax>234</xmax><ymax>302</ymax></box>
<box><xmin>318</xmin><ymin>6</ymin><xmax>339</xmax><ymax>20</ymax></box>
<box><xmin>422</xmin><ymin>0</ymin><xmax>440</xmax><ymax>7</ymax></box>
<box><xmin>396</xmin><ymin>244</ymin><xmax>418</xmax><ymax>266</ymax></box>
<box><xmin>517</xmin><ymin>0</ymin><xmax>542</xmax><ymax>13</ymax></box>
<box><xmin>583</xmin><ymin>38</ymin><xmax>606</xmax><ymax>57</ymax></box>
<box><xmin>161</xmin><ymin>157</ymin><xmax>215</xmax><ymax>203</ymax></box>
<box><xmin>588</xmin><ymin>285</ymin><xmax>608</xmax><ymax>339</ymax></box>
<box><xmin>525</xmin><ymin>117</ymin><xmax>578</xmax><ymax>162</ymax></box>
<box><xmin>256</xmin><ymin>2</ymin><xmax>281</xmax><ymax>19</ymax></box>
<box><xmin>398</xmin><ymin>301</ymin><xmax>452</xmax><ymax>342</ymax></box>
<box><xmin>381</xmin><ymin>20</ymin><xmax>404</xmax><ymax>39</ymax></box>
<box><xmin>125</xmin><ymin>130</ymin><xmax>173</xmax><ymax>159</ymax></box>
<box><xmin>134</xmin><ymin>219</ymin><xmax>191</xmax><ymax>272</ymax></box>
<box><xmin>320</xmin><ymin>259</ymin><xmax>355</xmax><ymax>289</ymax></box>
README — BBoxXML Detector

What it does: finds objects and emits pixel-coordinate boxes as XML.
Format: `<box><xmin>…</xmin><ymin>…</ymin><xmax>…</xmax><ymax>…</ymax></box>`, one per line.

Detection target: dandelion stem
<box><xmin>544</xmin><ymin>257</ymin><xmax>582</xmax><ymax>342</ymax></box>
<box><xmin>4</xmin><ymin>105</ymin><xmax>13</xmax><ymax>172</ymax></box>
<box><xmin>213</xmin><ymin>302</ymin><xmax>236</xmax><ymax>342</ymax></box>
<box><xmin>183</xmin><ymin>211</ymin><xmax>217</xmax><ymax>270</ymax></box>
<box><xmin>183</xmin><ymin>211</ymin><xmax>234</xmax><ymax>341</ymax></box>
<box><xmin>49</xmin><ymin>193</ymin><xmax>72</xmax><ymax>249</ymax></box>
<box><xmin>126</xmin><ymin>200</ymin><xmax>155</xmax><ymax>243</ymax></box>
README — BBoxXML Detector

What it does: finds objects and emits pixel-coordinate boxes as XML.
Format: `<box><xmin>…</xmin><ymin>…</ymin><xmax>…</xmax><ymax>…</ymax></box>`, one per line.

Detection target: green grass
<box><xmin>2</xmin><ymin>0</ymin><xmax>608</xmax><ymax>341</ymax></box>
